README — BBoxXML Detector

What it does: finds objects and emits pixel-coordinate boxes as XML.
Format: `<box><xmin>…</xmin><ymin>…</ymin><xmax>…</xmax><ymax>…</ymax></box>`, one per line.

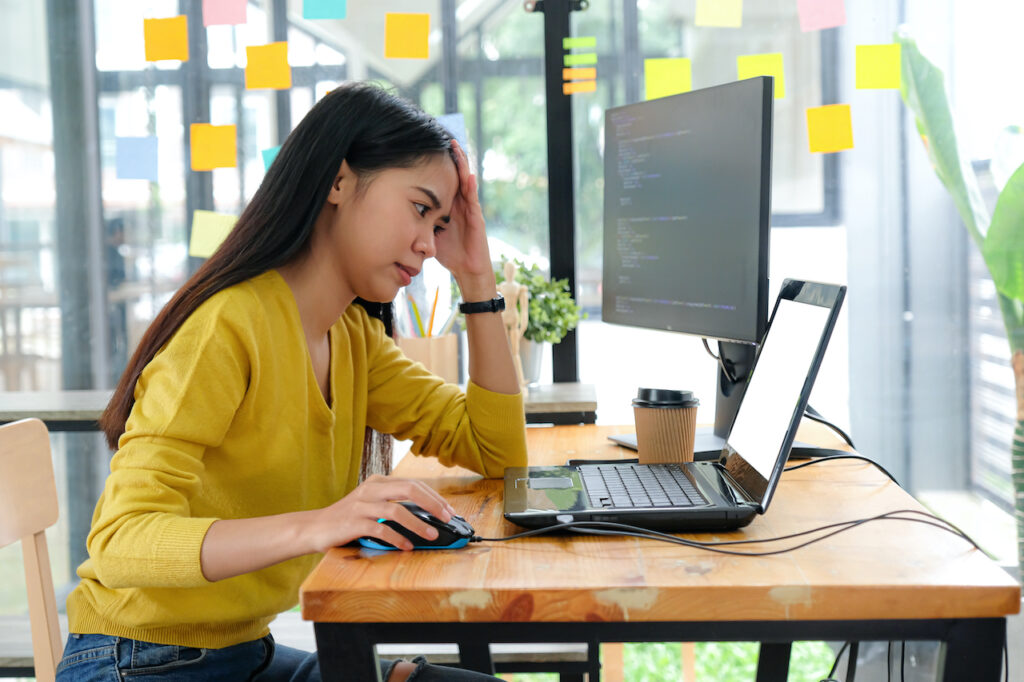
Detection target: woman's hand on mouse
<box><xmin>434</xmin><ymin>139</ymin><xmax>496</xmax><ymax>302</ymax></box>
<box><xmin>302</xmin><ymin>475</ymin><xmax>458</xmax><ymax>553</ymax></box>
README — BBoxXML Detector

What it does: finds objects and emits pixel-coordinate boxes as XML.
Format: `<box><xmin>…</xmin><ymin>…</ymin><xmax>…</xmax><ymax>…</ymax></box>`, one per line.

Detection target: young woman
<box><xmin>56</xmin><ymin>82</ymin><xmax>527</xmax><ymax>681</ymax></box>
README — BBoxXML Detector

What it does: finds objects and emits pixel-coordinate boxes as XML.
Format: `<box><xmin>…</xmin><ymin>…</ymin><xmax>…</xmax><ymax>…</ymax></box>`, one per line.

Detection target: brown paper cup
<box><xmin>633</xmin><ymin>404</ymin><xmax>698</xmax><ymax>465</ymax></box>
<box><xmin>398</xmin><ymin>334</ymin><xmax>459</xmax><ymax>383</ymax></box>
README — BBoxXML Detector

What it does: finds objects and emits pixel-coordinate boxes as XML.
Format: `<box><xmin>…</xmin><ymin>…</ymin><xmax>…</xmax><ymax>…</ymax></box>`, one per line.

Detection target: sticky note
<box><xmin>385</xmin><ymin>13</ymin><xmax>429</xmax><ymax>60</ymax></box>
<box><xmin>856</xmin><ymin>44</ymin><xmax>901</xmax><ymax>89</ymax></box>
<box><xmin>737</xmin><ymin>53</ymin><xmax>785</xmax><ymax>99</ymax></box>
<box><xmin>562</xmin><ymin>36</ymin><xmax>597</xmax><ymax>50</ymax></box>
<box><xmin>115</xmin><ymin>137</ymin><xmax>158</xmax><ymax>181</ymax></box>
<box><xmin>562</xmin><ymin>80</ymin><xmax>597</xmax><ymax>95</ymax></box>
<box><xmin>695</xmin><ymin>0</ymin><xmax>742</xmax><ymax>28</ymax></box>
<box><xmin>143</xmin><ymin>16</ymin><xmax>189</xmax><ymax>62</ymax></box>
<box><xmin>806</xmin><ymin>104</ymin><xmax>854</xmax><ymax>153</ymax></box>
<box><xmin>797</xmin><ymin>0</ymin><xmax>846</xmax><ymax>32</ymax></box>
<box><xmin>563</xmin><ymin>67</ymin><xmax>597</xmax><ymax>81</ymax></box>
<box><xmin>190</xmin><ymin>124</ymin><xmax>237</xmax><ymax>171</ymax></box>
<box><xmin>189</xmin><ymin>210</ymin><xmax>236</xmax><ymax>258</ymax></box>
<box><xmin>261</xmin><ymin>145</ymin><xmax>282</xmax><ymax>171</ymax></box>
<box><xmin>644</xmin><ymin>58</ymin><xmax>692</xmax><ymax>100</ymax></box>
<box><xmin>245</xmin><ymin>42</ymin><xmax>291</xmax><ymax>90</ymax></box>
<box><xmin>564</xmin><ymin>53</ymin><xmax>598</xmax><ymax>67</ymax></box>
<box><xmin>203</xmin><ymin>0</ymin><xmax>246</xmax><ymax>26</ymax></box>
<box><xmin>303</xmin><ymin>0</ymin><xmax>346</xmax><ymax>20</ymax></box>
<box><xmin>437</xmin><ymin>113</ymin><xmax>468</xmax><ymax>150</ymax></box>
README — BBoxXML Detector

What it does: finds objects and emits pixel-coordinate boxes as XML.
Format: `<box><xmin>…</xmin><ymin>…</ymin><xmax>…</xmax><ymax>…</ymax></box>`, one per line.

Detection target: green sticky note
<box><xmin>563</xmin><ymin>53</ymin><xmax>598</xmax><ymax>67</ymax></box>
<box><xmin>562</xmin><ymin>36</ymin><xmax>596</xmax><ymax>50</ymax></box>
<box><xmin>695</xmin><ymin>0</ymin><xmax>742</xmax><ymax>28</ymax></box>
<box><xmin>644</xmin><ymin>58</ymin><xmax>692</xmax><ymax>100</ymax></box>
<box><xmin>737</xmin><ymin>53</ymin><xmax>786</xmax><ymax>99</ymax></box>
<box><xmin>856</xmin><ymin>44</ymin><xmax>901</xmax><ymax>89</ymax></box>
<box><xmin>189</xmin><ymin>210</ymin><xmax>237</xmax><ymax>258</ymax></box>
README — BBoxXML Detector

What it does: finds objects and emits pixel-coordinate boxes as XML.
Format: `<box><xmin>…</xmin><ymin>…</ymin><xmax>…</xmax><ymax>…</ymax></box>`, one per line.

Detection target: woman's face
<box><xmin>326</xmin><ymin>154</ymin><xmax>458</xmax><ymax>303</ymax></box>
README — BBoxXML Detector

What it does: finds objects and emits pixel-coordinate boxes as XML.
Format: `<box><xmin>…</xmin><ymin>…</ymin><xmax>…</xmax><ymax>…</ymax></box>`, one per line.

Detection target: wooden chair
<box><xmin>0</xmin><ymin>418</ymin><xmax>62</xmax><ymax>682</ymax></box>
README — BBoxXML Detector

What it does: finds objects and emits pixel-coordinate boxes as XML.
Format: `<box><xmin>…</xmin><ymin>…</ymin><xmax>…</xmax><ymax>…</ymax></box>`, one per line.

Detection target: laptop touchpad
<box><xmin>528</xmin><ymin>477</ymin><xmax>574</xmax><ymax>489</ymax></box>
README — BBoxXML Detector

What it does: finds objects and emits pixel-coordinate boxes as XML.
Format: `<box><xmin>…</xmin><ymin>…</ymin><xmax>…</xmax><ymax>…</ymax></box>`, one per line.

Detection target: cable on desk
<box><xmin>784</xmin><ymin>453</ymin><xmax>901</xmax><ymax>487</ymax></box>
<box><xmin>473</xmin><ymin>509</ymin><xmax>982</xmax><ymax>556</ymax></box>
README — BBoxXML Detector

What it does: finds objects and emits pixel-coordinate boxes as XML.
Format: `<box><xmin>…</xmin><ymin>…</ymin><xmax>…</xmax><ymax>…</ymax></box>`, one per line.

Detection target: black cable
<box><xmin>702</xmin><ymin>338</ymin><xmax>738</xmax><ymax>383</ymax></box>
<box><xmin>825</xmin><ymin>641</ymin><xmax>850</xmax><ymax>679</ymax></box>
<box><xmin>887</xmin><ymin>640</ymin><xmax>892</xmax><ymax>682</ymax></box>
<box><xmin>900</xmin><ymin>641</ymin><xmax>905</xmax><ymax>682</ymax></box>
<box><xmin>785</xmin><ymin>454</ymin><xmax>901</xmax><ymax>487</ymax></box>
<box><xmin>474</xmin><ymin>509</ymin><xmax>983</xmax><ymax>556</ymax></box>
<box><xmin>802</xmin><ymin>408</ymin><xmax>857</xmax><ymax>449</ymax></box>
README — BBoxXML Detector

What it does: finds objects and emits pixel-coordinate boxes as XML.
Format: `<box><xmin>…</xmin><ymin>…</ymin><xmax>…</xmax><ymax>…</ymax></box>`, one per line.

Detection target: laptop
<box><xmin>503</xmin><ymin>279</ymin><xmax>846</xmax><ymax>531</ymax></box>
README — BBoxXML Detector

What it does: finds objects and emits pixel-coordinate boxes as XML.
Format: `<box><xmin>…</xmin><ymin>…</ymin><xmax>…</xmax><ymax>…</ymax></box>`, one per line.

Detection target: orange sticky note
<box><xmin>644</xmin><ymin>58</ymin><xmax>692</xmax><ymax>100</ymax></box>
<box><xmin>189</xmin><ymin>210</ymin><xmax>237</xmax><ymax>258</ymax></box>
<box><xmin>563</xmin><ymin>67</ymin><xmax>597</xmax><ymax>81</ymax></box>
<box><xmin>806</xmin><ymin>104</ymin><xmax>854</xmax><ymax>153</ymax></box>
<box><xmin>144</xmin><ymin>16</ymin><xmax>189</xmax><ymax>62</ymax></box>
<box><xmin>856</xmin><ymin>44</ymin><xmax>901</xmax><ymax>89</ymax></box>
<box><xmin>190</xmin><ymin>124</ymin><xmax>237</xmax><ymax>171</ymax></box>
<box><xmin>695</xmin><ymin>0</ymin><xmax>742</xmax><ymax>28</ymax></box>
<box><xmin>737</xmin><ymin>53</ymin><xmax>785</xmax><ymax>99</ymax></box>
<box><xmin>562</xmin><ymin>80</ymin><xmax>596</xmax><ymax>95</ymax></box>
<box><xmin>246</xmin><ymin>43</ymin><xmax>292</xmax><ymax>90</ymax></box>
<box><xmin>385</xmin><ymin>13</ymin><xmax>429</xmax><ymax>60</ymax></box>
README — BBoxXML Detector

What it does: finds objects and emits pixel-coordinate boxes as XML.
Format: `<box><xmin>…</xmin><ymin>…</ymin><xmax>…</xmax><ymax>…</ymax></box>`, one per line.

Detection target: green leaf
<box><xmin>983</xmin><ymin>162</ymin><xmax>1024</xmax><ymax>301</ymax></box>
<box><xmin>897</xmin><ymin>32</ymin><xmax>990</xmax><ymax>248</ymax></box>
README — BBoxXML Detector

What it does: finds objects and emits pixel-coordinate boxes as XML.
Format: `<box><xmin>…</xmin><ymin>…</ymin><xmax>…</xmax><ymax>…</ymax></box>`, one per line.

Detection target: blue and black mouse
<box><xmin>358</xmin><ymin>501</ymin><xmax>475</xmax><ymax>550</ymax></box>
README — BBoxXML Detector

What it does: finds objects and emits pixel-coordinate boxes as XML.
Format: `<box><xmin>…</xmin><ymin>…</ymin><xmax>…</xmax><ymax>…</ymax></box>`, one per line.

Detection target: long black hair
<box><xmin>101</xmin><ymin>82</ymin><xmax>453</xmax><ymax>449</ymax></box>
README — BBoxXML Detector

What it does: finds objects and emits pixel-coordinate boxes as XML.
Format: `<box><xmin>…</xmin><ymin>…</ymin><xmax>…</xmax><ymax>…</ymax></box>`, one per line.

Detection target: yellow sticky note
<box><xmin>737</xmin><ymin>53</ymin><xmax>785</xmax><ymax>99</ymax></box>
<box><xmin>695</xmin><ymin>0</ymin><xmax>742</xmax><ymax>28</ymax></box>
<box><xmin>856</xmin><ymin>44</ymin><xmax>901</xmax><ymax>89</ymax></box>
<box><xmin>246</xmin><ymin>42</ymin><xmax>292</xmax><ymax>90</ymax></box>
<box><xmin>190</xmin><ymin>124</ymin><xmax>237</xmax><ymax>171</ymax></box>
<box><xmin>562</xmin><ymin>80</ymin><xmax>597</xmax><ymax>95</ymax></box>
<box><xmin>644</xmin><ymin>58</ymin><xmax>692</xmax><ymax>100</ymax></box>
<box><xmin>144</xmin><ymin>16</ymin><xmax>189</xmax><ymax>62</ymax></box>
<box><xmin>385</xmin><ymin>13</ymin><xmax>429</xmax><ymax>59</ymax></box>
<box><xmin>189</xmin><ymin>211</ymin><xmax>236</xmax><ymax>258</ymax></box>
<box><xmin>806</xmin><ymin>104</ymin><xmax>854</xmax><ymax>153</ymax></box>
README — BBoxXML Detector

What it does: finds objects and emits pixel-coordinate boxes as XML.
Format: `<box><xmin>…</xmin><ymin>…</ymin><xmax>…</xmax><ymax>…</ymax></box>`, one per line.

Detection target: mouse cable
<box><xmin>803</xmin><ymin>404</ymin><xmax>856</xmax><ymax>449</ymax></box>
<box><xmin>784</xmin><ymin>453</ymin><xmax>901</xmax><ymax>487</ymax></box>
<box><xmin>473</xmin><ymin>509</ymin><xmax>982</xmax><ymax>557</ymax></box>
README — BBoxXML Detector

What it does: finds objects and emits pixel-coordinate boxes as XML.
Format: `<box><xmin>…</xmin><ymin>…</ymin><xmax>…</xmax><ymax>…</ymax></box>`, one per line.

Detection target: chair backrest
<box><xmin>0</xmin><ymin>418</ymin><xmax>62</xmax><ymax>682</ymax></box>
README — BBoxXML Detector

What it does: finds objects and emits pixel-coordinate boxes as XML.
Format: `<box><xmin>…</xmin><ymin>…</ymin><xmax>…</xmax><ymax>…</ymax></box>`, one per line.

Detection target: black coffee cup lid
<box><xmin>632</xmin><ymin>387</ymin><xmax>699</xmax><ymax>408</ymax></box>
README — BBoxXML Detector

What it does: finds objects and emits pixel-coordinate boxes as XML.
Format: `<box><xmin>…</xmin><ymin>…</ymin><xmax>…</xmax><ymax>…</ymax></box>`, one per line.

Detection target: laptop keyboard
<box><xmin>579</xmin><ymin>463</ymin><xmax>708</xmax><ymax>509</ymax></box>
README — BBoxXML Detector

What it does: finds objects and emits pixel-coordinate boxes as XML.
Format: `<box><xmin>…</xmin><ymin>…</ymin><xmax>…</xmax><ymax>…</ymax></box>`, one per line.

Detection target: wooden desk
<box><xmin>302</xmin><ymin>424</ymin><xmax>1020</xmax><ymax>681</ymax></box>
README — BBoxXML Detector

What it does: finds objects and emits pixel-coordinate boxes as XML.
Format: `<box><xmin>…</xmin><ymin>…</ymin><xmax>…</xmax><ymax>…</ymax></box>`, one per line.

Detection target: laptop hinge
<box><xmin>716</xmin><ymin>464</ymin><xmax>758</xmax><ymax>507</ymax></box>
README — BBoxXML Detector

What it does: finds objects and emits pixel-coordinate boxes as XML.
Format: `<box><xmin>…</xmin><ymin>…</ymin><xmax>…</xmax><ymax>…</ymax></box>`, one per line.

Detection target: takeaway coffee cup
<box><xmin>631</xmin><ymin>388</ymin><xmax>700</xmax><ymax>465</ymax></box>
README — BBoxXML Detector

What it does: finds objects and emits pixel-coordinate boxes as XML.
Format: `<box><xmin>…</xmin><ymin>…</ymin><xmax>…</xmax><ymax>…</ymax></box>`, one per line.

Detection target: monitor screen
<box><xmin>601</xmin><ymin>77</ymin><xmax>772</xmax><ymax>344</ymax></box>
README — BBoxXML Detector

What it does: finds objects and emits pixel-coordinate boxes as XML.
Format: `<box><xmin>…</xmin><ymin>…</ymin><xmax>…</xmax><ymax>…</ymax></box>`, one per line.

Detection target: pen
<box><xmin>427</xmin><ymin>287</ymin><xmax>439</xmax><ymax>337</ymax></box>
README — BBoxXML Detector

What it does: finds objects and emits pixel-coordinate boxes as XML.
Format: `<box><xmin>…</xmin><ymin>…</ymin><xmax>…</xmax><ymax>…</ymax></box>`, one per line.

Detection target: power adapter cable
<box><xmin>784</xmin><ymin>453</ymin><xmax>901</xmax><ymax>487</ymax></box>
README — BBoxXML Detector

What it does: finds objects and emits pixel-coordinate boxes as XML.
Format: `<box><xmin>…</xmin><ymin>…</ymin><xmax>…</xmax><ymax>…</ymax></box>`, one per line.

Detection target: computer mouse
<box><xmin>358</xmin><ymin>501</ymin><xmax>475</xmax><ymax>550</ymax></box>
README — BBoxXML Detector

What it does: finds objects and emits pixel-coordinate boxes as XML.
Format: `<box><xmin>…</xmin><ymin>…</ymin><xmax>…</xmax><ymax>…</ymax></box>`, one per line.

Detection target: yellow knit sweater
<box><xmin>67</xmin><ymin>270</ymin><xmax>527</xmax><ymax>648</ymax></box>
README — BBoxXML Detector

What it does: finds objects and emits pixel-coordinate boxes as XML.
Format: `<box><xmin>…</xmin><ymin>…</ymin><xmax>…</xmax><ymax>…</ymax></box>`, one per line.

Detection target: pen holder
<box><xmin>398</xmin><ymin>334</ymin><xmax>459</xmax><ymax>384</ymax></box>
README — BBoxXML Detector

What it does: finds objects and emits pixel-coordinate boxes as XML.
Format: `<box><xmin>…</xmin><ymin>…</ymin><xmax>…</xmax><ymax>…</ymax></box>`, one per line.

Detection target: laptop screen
<box><xmin>723</xmin><ymin>283</ymin><xmax>841</xmax><ymax>509</ymax></box>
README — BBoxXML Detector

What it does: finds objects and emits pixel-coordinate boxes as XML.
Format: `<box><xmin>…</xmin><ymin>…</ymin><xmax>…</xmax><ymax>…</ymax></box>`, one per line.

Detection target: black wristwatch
<box><xmin>459</xmin><ymin>294</ymin><xmax>505</xmax><ymax>314</ymax></box>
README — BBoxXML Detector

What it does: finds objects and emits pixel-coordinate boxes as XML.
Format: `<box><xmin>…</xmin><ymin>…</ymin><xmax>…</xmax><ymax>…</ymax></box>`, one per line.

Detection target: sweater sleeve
<box><xmin>361</xmin><ymin>317</ymin><xmax>528</xmax><ymax>478</ymax></box>
<box><xmin>84</xmin><ymin>301</ymin><xmax>252</xmax><ymax>590</ymax></box>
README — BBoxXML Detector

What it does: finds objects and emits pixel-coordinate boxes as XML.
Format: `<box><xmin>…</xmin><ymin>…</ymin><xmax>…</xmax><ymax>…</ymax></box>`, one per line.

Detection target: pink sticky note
<box><xmin>203</xmin><ymin>0</ymin><xmax>247</xmax><ymax>26</ymax></box>
<box><xmin>797</xmin><ymin>0</ymin><xmax>846</xmax><ymax>32</ymax></box>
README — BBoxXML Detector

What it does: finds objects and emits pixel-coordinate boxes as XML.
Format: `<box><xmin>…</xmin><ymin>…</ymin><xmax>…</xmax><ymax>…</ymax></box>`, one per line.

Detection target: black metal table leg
<box><xmin>939</xmin><ymin>618</ymin><xmax>1005</xmax><ymax>682</ymax></box>
<box><xmin>314</xmin><ymin>623</ymin><xmax>382</xmax><ymax>682</ymax></box>
<box><xmin>458</xmin><ymin>641</ymin><xmax>495</xmax><ymax>674</ymax></box>
<box><xmin>755</xmin><ymin>642</ymin><xmax>792</xmax><ymax>682</ymax></box>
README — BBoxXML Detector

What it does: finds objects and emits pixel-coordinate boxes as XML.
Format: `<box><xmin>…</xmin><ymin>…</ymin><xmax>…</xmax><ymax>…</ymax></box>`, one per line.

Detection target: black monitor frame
<box><xmin>602</xmin><ymin>77</ymin><xmax>774</xmax><ymax>456</ymax></box>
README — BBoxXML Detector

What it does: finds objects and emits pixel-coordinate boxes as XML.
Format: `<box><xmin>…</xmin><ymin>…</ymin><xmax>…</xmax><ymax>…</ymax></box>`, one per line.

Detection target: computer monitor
<box><xmin>602</xmin><ymin>76</ymin><xmax>773</xmax><ymax>457</ymax></box>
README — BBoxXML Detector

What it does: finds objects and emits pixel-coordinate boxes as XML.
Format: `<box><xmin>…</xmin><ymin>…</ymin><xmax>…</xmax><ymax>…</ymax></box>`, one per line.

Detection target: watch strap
<box><xmin>459</xmin><ymin>295</ymin><xmax>505</xmax><ymax>314</ymax></box>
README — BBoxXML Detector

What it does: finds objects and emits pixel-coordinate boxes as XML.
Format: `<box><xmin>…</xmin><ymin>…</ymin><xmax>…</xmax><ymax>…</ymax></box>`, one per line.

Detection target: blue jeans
<box><xmin>55</xmin><ymin>633</ymin><xmax>501</xmax><ymax>681</ymax></box>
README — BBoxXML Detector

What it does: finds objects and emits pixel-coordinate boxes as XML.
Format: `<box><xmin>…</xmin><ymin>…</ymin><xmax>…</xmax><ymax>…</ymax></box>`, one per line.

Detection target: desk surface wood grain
<box><xmin>301</xmin><ymin>424</ymin><xmax>1020</xmax><ymax>625</ymax></box>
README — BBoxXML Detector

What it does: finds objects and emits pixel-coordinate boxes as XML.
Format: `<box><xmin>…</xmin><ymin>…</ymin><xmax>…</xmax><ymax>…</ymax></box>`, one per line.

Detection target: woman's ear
<box><xmin>326</xmin><ymin>160</ymin><xmax>354</xmax><ymax>205</ymax></box>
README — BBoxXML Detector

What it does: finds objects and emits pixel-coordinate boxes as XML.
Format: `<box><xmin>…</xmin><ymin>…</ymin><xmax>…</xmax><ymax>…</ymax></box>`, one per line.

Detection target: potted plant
<box><xmin>897</xmin><ymin>32</ymin><xmax>1024</xmax><ymax>574</ymax></box>
<box><xmin>495</xmin><ymin>258</ymin><xmax>584</xmax><ymax>384</ymax></box>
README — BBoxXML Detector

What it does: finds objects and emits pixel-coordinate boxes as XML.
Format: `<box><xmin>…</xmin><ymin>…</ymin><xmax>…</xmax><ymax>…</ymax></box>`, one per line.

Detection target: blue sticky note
<box><xmin>437</xmin><ymin>113</ymin><xmax>468</xmax><ymax>150</ymax></box>
<box><xmin>261</xmin><ymin>145</ymin><xmax>282</xmax><ymax>170</ymax></box>
<box><xmin>115</xmin><ymin>136</ymin><xmax>158</xmax><ymax>181</ymax></box>
<box><xmin>303</xmin><ymin>0</ymin><xmax>346</xmax><ymax>19</ymax></box>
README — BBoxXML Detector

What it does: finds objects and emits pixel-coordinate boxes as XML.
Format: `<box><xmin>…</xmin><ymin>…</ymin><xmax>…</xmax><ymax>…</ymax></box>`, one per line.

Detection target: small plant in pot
<box><xmin>495</xmin><ymin>258</ymin><xmax>585</xmax><ymax>385</ymax></box>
